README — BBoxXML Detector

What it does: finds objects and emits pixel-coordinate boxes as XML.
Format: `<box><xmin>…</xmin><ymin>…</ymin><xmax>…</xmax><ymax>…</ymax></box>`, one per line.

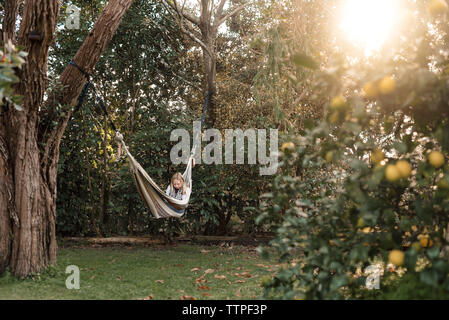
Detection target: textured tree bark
<box><xmin>2</xmin><ymin>0</ymin><xmax>23</xmax><ymax>42</ymax></box>
<box><xmin>0</xmin><ymin>0</ymin><xmax>135</xmax><ymax>278</ymax></box>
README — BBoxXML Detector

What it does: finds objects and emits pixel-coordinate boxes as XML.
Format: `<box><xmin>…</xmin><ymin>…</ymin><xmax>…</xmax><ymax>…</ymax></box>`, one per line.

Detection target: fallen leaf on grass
<box><xmin>190</xmin><ymin>267</ymin><xmax>201</xmax><ymax>272</ymax></box>
<box><xmin>201</xmin><ymin>293</ymin><xmax>212</xmax><ymax>297</ymax></box>
<box><xmin>181</xmin><ymin>295</ymin><xmax>196</xmax><ymax>300</ymax></box>
<box><xmin>90</xmin><ymin>275</ymin><xmax>96</xmax><ymax>280</ymax></box>
<box><xmin>201</xmin><ymin>249</ymin><xmax>210</xmax><ymax>254</ymax></box>
<box><xmin>116</xmin><ymin>276</ymin><xmax>122</xmax><ymax>281</ymax></box>
<box><xmin>155</xmin><ymin>279</ymin><xmax>164</xmax><ymax>284</ymax></box>
<box><xmin>235</xmin><ymin>280</ymin><xmax>246</xmax><ymax>283</ymax></box>
<box><xmin>214</xmin><ymin>274</ymin><xmax>226</xmax><ymax>279</ymax></box>
<box><xmin>197</xmin><ymin>285</ymin><xmax>210</xmax><ymax>290</ymax></box>
<box><xmin>195</xmin><ymin>276</ymin><xmax>208</xmax><ymax>283</ymax></box>
<box><xmin>204</xmin><ymin>268</ymin><xmax>215</xmax><ymax>274</ymax></box>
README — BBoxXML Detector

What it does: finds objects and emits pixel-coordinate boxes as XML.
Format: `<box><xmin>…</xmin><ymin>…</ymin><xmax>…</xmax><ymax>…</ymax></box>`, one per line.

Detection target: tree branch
<box><xmin>41</xmin><ymin>0</ymin><xmax>136</xmax><ymax>173</ymax></box>
<box><xmin>215</xmin><ymin>0</ymin><xmax>227</xmax><ymax>23</ymax></box>
<box><xmin>181</xmin><ymin>24</ymin><xmax>213</xmax><ymax>58</ymax></box>
<box><xmin>215</xmin><ymin>3</ymin><xmax>246</xmax><ymax>29</ymax></box>
<box><xmin>162</xmin><ymin>0</ymin><xmax>201</xmax><ymax>26</ymax></box>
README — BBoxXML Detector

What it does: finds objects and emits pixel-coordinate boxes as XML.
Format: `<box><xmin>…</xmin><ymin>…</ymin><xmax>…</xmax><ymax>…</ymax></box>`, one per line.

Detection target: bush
<box><xmin>257</xmin><ymin>1</ymin><xmax>449</xmax><ymax>299</ymax></box>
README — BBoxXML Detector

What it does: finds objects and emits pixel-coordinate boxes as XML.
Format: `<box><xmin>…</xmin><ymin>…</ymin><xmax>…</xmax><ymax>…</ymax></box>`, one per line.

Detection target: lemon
<box><xmin>329</xmin><ymin>111</ymin><xmax>340</xmax><ymax>124</ymax></box>
<box><xmin>379</xmin><ymin>76</ymin><xmax>395</xmax><ymax>95</ymax></box>
<box><xmin>330</xmin><ymin>95</ymin><xmax>347</xmax><ymax>111</ymax></box>
<box><xmin>385</xmin><ymin>164</ymin><xmax>401</xmax><ymax>182</ymax></box>
<box><xmin>411</xmin><ymin>241</ymin><xmax>422</xmax><ymax>253</ymax></box>
<box><xmin>356</xmin><ymin>217</ymin><xmax>366</xmax><ymax>228</ymax></box>
<box><xmin>388</xmin><ymin>250</ymin><xmax>404</xmax><ymax>267</ymax></box>
<box><xmin>428</xmin><ymin>151</ymin><xmax>445</xmax><ymax>168</ymax></box>
<box><xmin>418</xmin><ymin>234</ymin><xmax>434</xmax><ymax>248</ymax></box>
<box><xmin>281</xmin><ymin>142</ymin><xmax>295</xmax><ymax>152</ymax></box>
<box><xmin>437</xmin><ymin>177</ymin><xmax>449</xmax><ymax>190</ymax></box>
<box><xmin>362</xmin><ymin>227</ymin><xmax>373</xmax><ymax>234</ymax></box>
<box><xmin>428</xmin><ymin>0</ymin><xmax>449</xmax><ymax>16</ymax></box>
<box><xmin>370</xmin><ymin>148</ymin><xmax>385</xmax><ymax>164</ymax></box>
<box><xmin>363</xmin><ymin>81</ymin><xmax>378</xmax><ymax>98</ymax></box>
<box><xmin>396</xmin><ymin>160</ymin><xmax>412</xmax><ymax>178</ymax></box>
<box><xmin>260</xmin><ymin>276</ymin><xmax>271</xmax><ymax>287</ymax></box>
<box><xmin>325</xmin><ymin>151</ymin><xmax>333</xmax><ymax>163</ymax></box>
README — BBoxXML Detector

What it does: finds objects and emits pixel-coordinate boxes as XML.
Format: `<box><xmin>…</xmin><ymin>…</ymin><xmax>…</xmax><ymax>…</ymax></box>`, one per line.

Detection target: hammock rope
<box><xmin>69</xmin><ymin>60</ymin><xmax>210</xmax><ymax>219</ymax></box>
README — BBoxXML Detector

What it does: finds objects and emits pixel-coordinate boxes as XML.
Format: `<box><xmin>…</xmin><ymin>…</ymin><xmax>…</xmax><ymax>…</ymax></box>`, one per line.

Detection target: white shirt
<box><xmin>165</xmin><ymin>185</ymin><xmax>190</xmax><ymax>201</ymax></box>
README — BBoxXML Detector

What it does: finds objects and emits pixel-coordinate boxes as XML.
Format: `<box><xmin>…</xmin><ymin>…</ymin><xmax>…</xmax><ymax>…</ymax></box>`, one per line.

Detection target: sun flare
<box><xmin>339</xmin><ymin>0</ymin><xmax>401</xmax><ymax>56</ymax></box>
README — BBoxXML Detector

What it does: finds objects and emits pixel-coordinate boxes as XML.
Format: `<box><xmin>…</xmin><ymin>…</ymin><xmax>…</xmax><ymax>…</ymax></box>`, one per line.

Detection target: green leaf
<box><xmin>292</xmin><ymin>53</ymin><xmax>319</xmax><ymax>70</ymax></box>
<box><xmin>419</xmin><ymin>269</ymin><xmax>438</xmax><ymax>287</ymax></box>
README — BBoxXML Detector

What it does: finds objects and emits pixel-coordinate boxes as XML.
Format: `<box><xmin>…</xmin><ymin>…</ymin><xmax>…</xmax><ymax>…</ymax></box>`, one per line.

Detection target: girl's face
<box><xmin>172</xmin><ymin>179</ymin><xmax>183</xmax><ymax>190</ymax></box>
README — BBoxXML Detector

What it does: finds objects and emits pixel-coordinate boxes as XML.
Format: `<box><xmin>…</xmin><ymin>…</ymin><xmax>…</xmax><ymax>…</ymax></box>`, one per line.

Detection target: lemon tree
<box><xmin>257</xmin><ymin>0</ymin><xmax>449</xmax><ymax>299</ymax></box>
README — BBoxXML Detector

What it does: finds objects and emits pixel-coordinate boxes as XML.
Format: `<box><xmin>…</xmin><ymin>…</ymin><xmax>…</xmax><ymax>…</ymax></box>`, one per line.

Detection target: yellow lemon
<box><xmin>428</xmin><ymin>0</ymin><xmax>449</xmax><ymax>16</ymax></box>
<box><xmin>385</xmin><ymin>164</ymin><xmax>401</xmax><ymax>182</ymax></box>
<box><xmin>363</xmin><ymin>81</ymin><xmax>378</xmax><ymax>98</ymax></box>
<box><xmin>396</xmin><ymin>160</ymin><xmax>412</xmax><ymax>178</ymax></box>
<box><xmin>419</xmin><ymin>234</ymin><xmax>434</xmax><ymax>248</ymax></box>
<box><xmin>356</xmin><ymin>217</ymin><xmax>366</xmax><ymax>228</ymax></box>
<box><xmin>428</xmin><ymin>151</ymin><xmax>445</xmax><ymax>168</ymax></box>
<box><xmin>362</xmin><ymin>227</ymin><xmax>373</xmax><ymax>234</ymax></box>
<box><xmin>388</xmin><ymin>250</ymin><xmax>404</xmax><ymax>267</ymax></box>
<box><xmin>330</xmin><ymin>95</ymin><xmax>347</xmax><ymax>111</ymax></box>
<box><xmin>370</xmin><ymin>148</ymin><xmax>385</xmax><ymax>164</ymax></box>
<box><xmin>281</xmin><ymin>142</ymin><xmax>295</xmax><ymax>152</ymax></box>
<box><xmin>437</xmin><ymin>177</ymin><xmax>449</xmax><ymax>190</ymax></box>
<box><xmin>379</xmin><ymin>76</ymin><xmax>395</xmax><ymax>95</ymax></box>
<box><xmin>325</xmin><ymin>151</ymin><xmax>334</xmax><ymax>163</ymax></box>
<box><xmin>329</xmin><ymin>111</ymin><xmax>340</xmax><ymax>124</ymax></box>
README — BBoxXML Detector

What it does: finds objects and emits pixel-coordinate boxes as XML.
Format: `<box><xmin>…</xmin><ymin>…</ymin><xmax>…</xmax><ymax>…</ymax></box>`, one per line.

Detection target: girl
<box><xmin>166</xmin><ymin>172</ymin><xmax>190</xmax><ymax>201</ymax></box>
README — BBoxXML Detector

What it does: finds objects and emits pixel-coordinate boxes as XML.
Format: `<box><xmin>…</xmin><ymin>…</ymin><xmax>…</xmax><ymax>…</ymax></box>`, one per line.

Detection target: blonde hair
<box><xmin>170</xmin><ymin>172</ymin><xmax>186</xmax><ymax>195</ymax></box>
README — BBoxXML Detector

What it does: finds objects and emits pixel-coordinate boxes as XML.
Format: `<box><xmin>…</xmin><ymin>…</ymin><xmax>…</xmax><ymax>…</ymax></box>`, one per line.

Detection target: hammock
<box><xmin>69</xmin><ymin>60</ymin><xmax>209</xmax><ymax>219</ymax></box>
<box><xmin>115</xmin><ymin>132</ymin><xmax>194</xmax><ymax>219</ymax></box>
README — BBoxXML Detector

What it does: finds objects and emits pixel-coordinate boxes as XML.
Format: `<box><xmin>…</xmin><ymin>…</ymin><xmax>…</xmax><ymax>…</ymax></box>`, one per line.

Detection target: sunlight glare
<box><xmin>339</xmin><ymin>0</ymin><xmax>400</xmax><ymax>56</ymax></box>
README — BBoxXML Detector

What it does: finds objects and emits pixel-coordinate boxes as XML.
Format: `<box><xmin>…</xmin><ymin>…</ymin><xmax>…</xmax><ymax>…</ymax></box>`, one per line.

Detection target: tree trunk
<box><xmin>3</xmin><ymin>0</ymin><xmax>23</xmax><ymax>42</ymax></box>
<box><xmin>162</xmin><ymin>0</ymin><xmax>245</xmax><ymax>128</ymax></box>
<box><xmin>203</xmin><ymin>37</ymin><xmax>217</xmax><ymax>127</ymax></box>
<box><xmin>100</xmin><ymin>113</ymin><xmax>111</xmax><ymax>235</ymax></box>
<box><xmin>0</xmin><ymin>0</ymin><xmax>135</xmax><ymax>278</ymax></box>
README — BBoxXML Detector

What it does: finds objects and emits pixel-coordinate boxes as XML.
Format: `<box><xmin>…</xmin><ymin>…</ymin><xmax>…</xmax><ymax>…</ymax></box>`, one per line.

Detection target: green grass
<box><xmin>0</xmin><ymin>244</ymin><xmax>279</xmax><ymax>300</ymax></box>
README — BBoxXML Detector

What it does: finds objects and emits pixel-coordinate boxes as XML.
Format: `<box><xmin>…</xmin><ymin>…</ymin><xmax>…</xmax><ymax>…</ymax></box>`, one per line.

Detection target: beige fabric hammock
<box><xmin>115</xmin><ymin>132</ymin><xmax>193</xmax><ymax>219</ymax></box>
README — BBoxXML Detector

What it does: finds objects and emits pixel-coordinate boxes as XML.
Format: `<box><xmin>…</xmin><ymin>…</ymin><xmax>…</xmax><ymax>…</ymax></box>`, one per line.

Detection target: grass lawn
<box><xmin>0</xmin><ymin>244</ymin><xmax>279</xmax><ymax>300</ymax></box>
